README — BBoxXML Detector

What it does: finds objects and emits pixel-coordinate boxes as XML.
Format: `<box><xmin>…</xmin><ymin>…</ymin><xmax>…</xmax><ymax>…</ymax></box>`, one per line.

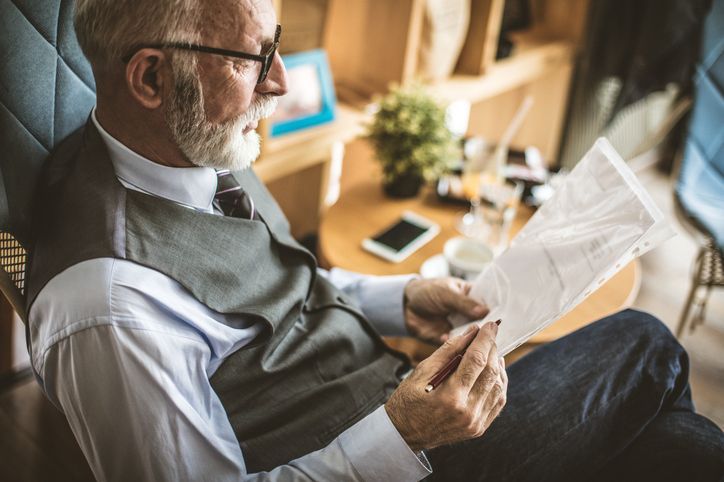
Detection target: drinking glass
<box><xmin>478</xmin><ymin>180</ymin><xmax>524</xmax><ymax>255</ymax></box>
<box><xmin>455</xmin><ymin>141</ymin><xmax>517</xmax><ymax>242</ymax></box>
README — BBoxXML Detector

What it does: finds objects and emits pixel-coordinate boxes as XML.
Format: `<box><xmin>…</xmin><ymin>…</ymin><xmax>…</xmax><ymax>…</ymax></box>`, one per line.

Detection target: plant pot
<box><xmin>383</xmin><ymin>173</ymin><xmax>424</xmax><ymax>198</ymax></box>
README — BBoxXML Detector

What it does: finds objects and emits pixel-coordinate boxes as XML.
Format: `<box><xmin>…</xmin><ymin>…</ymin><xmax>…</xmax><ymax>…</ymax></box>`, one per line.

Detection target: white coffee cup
<box><xmin>443</xmin><ymin>237</ymin><xmax>493</xmax><ymax>280</ymax></box>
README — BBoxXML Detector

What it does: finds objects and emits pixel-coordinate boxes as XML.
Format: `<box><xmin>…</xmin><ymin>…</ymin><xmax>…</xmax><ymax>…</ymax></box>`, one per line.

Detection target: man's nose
<box><xmin>256</xmin><ymin>51</ymin><xmax>288</xmax><ymax>96</ymax></box>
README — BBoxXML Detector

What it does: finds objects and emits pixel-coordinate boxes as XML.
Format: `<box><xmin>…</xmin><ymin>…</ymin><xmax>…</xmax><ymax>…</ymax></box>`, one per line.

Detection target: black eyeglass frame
<box><xmin>121</xmin><ymin>24</ymin><xmax>281</xmax><ymax>84</ymax></box>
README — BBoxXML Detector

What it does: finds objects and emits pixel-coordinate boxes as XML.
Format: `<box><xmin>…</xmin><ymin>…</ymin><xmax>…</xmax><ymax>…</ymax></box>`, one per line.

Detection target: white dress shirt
<box><xmin>27</xmin><ymin>111</ymin><xmax>431</xmax><ymax>481</ymax></box>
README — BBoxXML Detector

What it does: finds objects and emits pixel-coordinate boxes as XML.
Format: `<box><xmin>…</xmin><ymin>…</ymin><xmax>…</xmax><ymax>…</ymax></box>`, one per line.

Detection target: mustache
<box><xmin>232</xmin><ymin>95</ymin><xmax>278</xmax><ymax>127</ymax></box>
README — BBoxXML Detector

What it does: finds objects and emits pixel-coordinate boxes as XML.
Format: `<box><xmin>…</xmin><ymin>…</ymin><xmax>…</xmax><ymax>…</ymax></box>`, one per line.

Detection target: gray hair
<box><xmin>74</xmin><ymin>0</ymin><xmax>203</xmax><ymax>72</ymax></box>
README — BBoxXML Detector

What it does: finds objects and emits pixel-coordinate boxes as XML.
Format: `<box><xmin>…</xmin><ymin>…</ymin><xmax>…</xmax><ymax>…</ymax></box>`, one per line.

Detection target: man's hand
<box><xmin>385</xmin><ymin>322</ymin><xmax>507</xmax><ymax>451</ymax></box>
<box><xmin>404</xmin><ymin>277</ymin><xmax>488</xmax><ymax>344</ymax></box>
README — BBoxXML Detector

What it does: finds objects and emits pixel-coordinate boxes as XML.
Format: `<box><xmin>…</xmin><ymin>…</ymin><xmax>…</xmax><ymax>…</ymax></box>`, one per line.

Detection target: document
<box><xmin>449</xmin><ymin>138</ymin><xmax>675</xmax><ymax>355</ymax></box>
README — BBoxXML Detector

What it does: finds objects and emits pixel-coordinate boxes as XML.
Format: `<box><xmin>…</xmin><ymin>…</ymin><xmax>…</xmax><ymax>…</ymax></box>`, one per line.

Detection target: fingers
<box><xmin>483</xmin><ymin>394</ymin><xmax>505</xmax><ymax>430</ymax></box>
<box><xmin>469</xmin><ymin>341</ymin><xmax>499</xmax><ymax>402</ymax></box>
<box><xmin>482</xmin><ymin>356</ymin><xmax>508</xmax><ymax>430</ymax></box>
<box><xmin>450</xmin><ymin>322</ymin><xmax>497</xmax><ymax>393</ymax></box>
<box><xmin>462</xmin><ymin>281</ymin><xmax>472</xmax><ymax>296</ymax></box>
<box><xmin>405</xmin><ymin>310</ymin><xmax>453</xmax><ymax>344</ymax></box>
<box><xmin>445</xmin><ymin>291</ymin><xmax>489</xmax><ymax>321</ymax></box>
<box><xmin>420</xmin><ymin>317</ymin><xmax>453</xmax><ymax>344</ymax></box>
<box><xmin>420</xmin><ymin>324</ymin><xmax>479</xmax><ymax>375</ymax></box>
<box><xmin>443</xmin><ymin>280</ymin><xmax>489</xmax><ymax>320</ymax></box>
<box><xmin>499</xmin><ymin>356</ymin><xmax>508</xmax><ymax>392</ymax></box>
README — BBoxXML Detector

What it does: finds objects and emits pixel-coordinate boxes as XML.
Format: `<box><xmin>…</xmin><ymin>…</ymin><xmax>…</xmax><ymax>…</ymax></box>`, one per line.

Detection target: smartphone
<box><xmin>362</xmin><ymin>211</ymin><xmax>440</xmax><ymax>263</ymax></box>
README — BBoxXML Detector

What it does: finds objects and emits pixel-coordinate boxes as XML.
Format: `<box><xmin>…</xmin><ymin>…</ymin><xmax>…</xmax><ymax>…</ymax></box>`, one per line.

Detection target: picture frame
<box><xmin>269</xmin><ymin>49</ymin><xmax>337</xmax><ymax>137</ymax></box>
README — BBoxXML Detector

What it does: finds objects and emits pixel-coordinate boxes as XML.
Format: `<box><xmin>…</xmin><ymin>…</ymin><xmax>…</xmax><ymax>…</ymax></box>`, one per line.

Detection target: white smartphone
<box><xmin>362</xmin><ymin>211</ymin><xmax>440</xmax><ymax>263</ymax></box>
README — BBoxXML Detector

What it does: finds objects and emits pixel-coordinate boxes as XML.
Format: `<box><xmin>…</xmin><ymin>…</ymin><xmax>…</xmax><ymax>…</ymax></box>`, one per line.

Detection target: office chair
<box><xmin>0</xmin><ymin>0</ymin><xmax>96</xmax><ymax>325</ymax></box>
<box><xmin>673</xmin><ymin>0</ymin><xmax>724</xmax><ymax>337</ymax></box>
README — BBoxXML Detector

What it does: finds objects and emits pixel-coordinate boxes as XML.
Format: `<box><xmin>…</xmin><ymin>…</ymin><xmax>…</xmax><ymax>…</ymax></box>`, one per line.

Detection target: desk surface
<box><xmin>319</xmin><ymin>179</ymin><xmax>641</xmax><ymax>344</ymax></box>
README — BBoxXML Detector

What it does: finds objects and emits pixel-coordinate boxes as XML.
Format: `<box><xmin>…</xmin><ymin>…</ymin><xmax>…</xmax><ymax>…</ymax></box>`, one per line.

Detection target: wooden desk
<box><xmin>319</xmin><ymin>179</ymin><xmax>641</xmax><ymax>346</ymax></box>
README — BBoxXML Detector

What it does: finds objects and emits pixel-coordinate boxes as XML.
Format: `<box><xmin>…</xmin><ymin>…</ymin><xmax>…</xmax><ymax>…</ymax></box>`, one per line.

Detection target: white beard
<box><xmin>185</xmin><ymin>95</ymin><xmax>278</xmax><ymax>171</ymax></box>
<box><xmin>165</xmin><ymin>61</ymin><xmax>278</xmax><ymax>171</ymax></box>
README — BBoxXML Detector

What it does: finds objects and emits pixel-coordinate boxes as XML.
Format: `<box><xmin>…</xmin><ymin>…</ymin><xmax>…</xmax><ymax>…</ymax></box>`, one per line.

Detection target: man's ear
<box><xmin>124</xmin><ymin>49</ymin><xmax>168</xmax><ymax>110</ymax></box>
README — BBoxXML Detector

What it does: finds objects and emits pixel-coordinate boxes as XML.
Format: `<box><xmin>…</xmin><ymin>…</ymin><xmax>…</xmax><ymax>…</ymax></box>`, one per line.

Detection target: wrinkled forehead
<box><xmin>201</xmin><ymin>0</ymin><xmax>277</xmax><ymax>49</ymax></box>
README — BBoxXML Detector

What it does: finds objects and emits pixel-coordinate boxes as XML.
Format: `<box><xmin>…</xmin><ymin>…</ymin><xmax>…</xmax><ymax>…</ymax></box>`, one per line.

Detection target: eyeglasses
<box><xmin>121</xmin><ymin>24</ymin><xmax>282</xmax><ymax>84</ymax></box>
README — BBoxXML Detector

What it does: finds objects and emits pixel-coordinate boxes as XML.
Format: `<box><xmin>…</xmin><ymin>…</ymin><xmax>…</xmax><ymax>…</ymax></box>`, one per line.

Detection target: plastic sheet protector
<box><xmin>450</xmin><ymin>138</ymin><xmax>675</xmax><ymax>354</ymax></box>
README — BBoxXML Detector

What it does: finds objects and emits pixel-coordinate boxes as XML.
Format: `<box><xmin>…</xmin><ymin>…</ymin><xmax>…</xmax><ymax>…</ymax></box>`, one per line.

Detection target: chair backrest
<box><xmin>0</xmin><ymin>0</ymin><xmax>96</xmax><ymax>321</ymax></box>
<box><xmin>675</xmin><ymin>0</ymin><xmax>724</xmax><ymax>252</ymax></box>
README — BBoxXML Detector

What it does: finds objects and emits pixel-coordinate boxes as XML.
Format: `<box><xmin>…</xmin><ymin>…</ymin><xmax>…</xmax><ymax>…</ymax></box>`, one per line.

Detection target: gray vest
<box><xmin>27</xmin><ymin>123</ymin><xmax>410</xmax><ymax>472</ymax></box>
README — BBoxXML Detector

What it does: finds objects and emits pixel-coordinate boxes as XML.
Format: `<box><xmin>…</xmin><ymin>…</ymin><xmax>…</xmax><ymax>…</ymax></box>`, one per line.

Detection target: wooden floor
<box><xmin>0</xmin><ymin>167</ymin><xmax>721</xmax><ymax>481</ymax></box>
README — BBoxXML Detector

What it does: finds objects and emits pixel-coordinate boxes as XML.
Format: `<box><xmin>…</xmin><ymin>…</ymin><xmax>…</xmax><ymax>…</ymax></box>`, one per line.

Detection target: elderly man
<box><xmin>26</xmin><ymin>0</ymin><xmax>723</xmax><ymax>480</ymax></box>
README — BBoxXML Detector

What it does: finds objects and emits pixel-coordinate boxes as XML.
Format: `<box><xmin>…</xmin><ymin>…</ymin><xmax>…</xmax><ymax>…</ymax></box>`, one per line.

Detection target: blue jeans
<box><xmin>425</xmin><ymin>310</ymin><xmax>724</xmax><ymax>481</ymax></box>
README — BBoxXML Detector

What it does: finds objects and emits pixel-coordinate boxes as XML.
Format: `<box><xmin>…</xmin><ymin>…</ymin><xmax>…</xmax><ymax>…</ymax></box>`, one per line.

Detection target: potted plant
<box><xmin>367</xmin><ymin>84</ymin><xmax>457</xmax><ymax>198</ymax></box>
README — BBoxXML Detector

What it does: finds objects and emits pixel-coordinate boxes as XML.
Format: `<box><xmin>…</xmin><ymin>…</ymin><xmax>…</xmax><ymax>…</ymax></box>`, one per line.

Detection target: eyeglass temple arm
<box><xmin>122</xmin><ymin>43</ymin><xmax>269</xmax><ymax>63</ymax></box>
<box><xmin>122</xmin><ymin>25</ymin><xmax>280</xmax><ymax>63</ymax></box>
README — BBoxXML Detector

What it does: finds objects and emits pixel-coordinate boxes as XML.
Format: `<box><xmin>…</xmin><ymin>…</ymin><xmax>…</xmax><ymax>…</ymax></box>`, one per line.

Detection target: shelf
<box><xmin>259</xmin><ymin>0</ymin><xmax>587</xmax><ymax>233</ymax></box>
<box><xmin>254</xmin><ymin>104</ymin><xmax>368</xmax><ymax>183</ymax></box>
<box><xmin>429</xmin><ymin>36</ymin><xmax>575</xmax><ymax>105</ymax></box>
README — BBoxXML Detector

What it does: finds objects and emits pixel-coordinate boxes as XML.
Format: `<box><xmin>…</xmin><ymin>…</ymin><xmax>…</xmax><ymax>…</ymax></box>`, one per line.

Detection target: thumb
<box><xmin>422</xmin><ymin>324</ymin><xmax>479</xmax><ymax>373</ymax></box>
<box><xmin>444</xmin><ymin>290</ymin><xmax>489</xmax><ymax>321</ymax></box>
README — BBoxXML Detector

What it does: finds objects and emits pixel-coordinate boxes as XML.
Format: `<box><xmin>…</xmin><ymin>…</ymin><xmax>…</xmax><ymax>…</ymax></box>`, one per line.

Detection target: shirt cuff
<box><xmin>322</xmin><ymin>268</ymin><xmax>417</xmax><ymax>337</ymax></box>
<box><xmin>338</xmin><ymin>405</ymin><xmax>432</xmax><ymax>481</ymax></box>
<box><xmin>356</xmin><ymin>273</ymin><xmax>417</xmax><ymax>337</ymax></box>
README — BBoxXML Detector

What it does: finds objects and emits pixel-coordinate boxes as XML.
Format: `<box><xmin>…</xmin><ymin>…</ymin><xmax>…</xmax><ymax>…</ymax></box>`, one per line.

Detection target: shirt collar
<box><xmin>91</xmin><ymin>108</ymin><xmax>217</xmax><ymax>212</ymax></box>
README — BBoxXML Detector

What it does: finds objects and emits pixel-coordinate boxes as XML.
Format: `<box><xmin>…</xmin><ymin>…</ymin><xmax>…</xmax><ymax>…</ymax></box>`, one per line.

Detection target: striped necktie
<box><xmin>214</xmin><ymin>169</ymin><xmax>257</xmax><ymax>220</ymax></box>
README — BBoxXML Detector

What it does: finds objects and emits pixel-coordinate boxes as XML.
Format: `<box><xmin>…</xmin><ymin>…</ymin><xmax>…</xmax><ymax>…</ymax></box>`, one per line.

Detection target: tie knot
<box><xmin>214</xmin><ymin>170</ymin><xmax>256</xmax><ymax>220</ymax></box>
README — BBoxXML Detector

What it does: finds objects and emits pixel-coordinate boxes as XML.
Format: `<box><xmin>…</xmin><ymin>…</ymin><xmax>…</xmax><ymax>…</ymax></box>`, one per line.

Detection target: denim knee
<box><xmin>619</xmin><ymin>309</ymin><xmax>674</xmax><ymax>341</ymax></box>
<box><xmin>603</xmin><ymin>309</ymin><xmax>676</xmax><ymax>347</ymax></box>
<box><xmin>600</xmin><ymin>309</ymin><xmax>688</xmax><ymax>375</ymax></box>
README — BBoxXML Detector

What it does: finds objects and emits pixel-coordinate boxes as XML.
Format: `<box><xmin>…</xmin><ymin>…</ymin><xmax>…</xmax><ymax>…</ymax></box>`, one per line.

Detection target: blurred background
<box><xmin>0</xmin><ymin>0</ymin><xmax>722</xmax><ymax>480</ymax></box>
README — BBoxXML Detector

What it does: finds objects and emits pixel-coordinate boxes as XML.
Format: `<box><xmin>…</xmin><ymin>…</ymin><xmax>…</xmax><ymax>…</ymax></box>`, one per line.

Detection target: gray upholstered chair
<box><xmin>0</xmin><ymin>0</ymin><xmax>96</xmax><ymax>324</ymax></box>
